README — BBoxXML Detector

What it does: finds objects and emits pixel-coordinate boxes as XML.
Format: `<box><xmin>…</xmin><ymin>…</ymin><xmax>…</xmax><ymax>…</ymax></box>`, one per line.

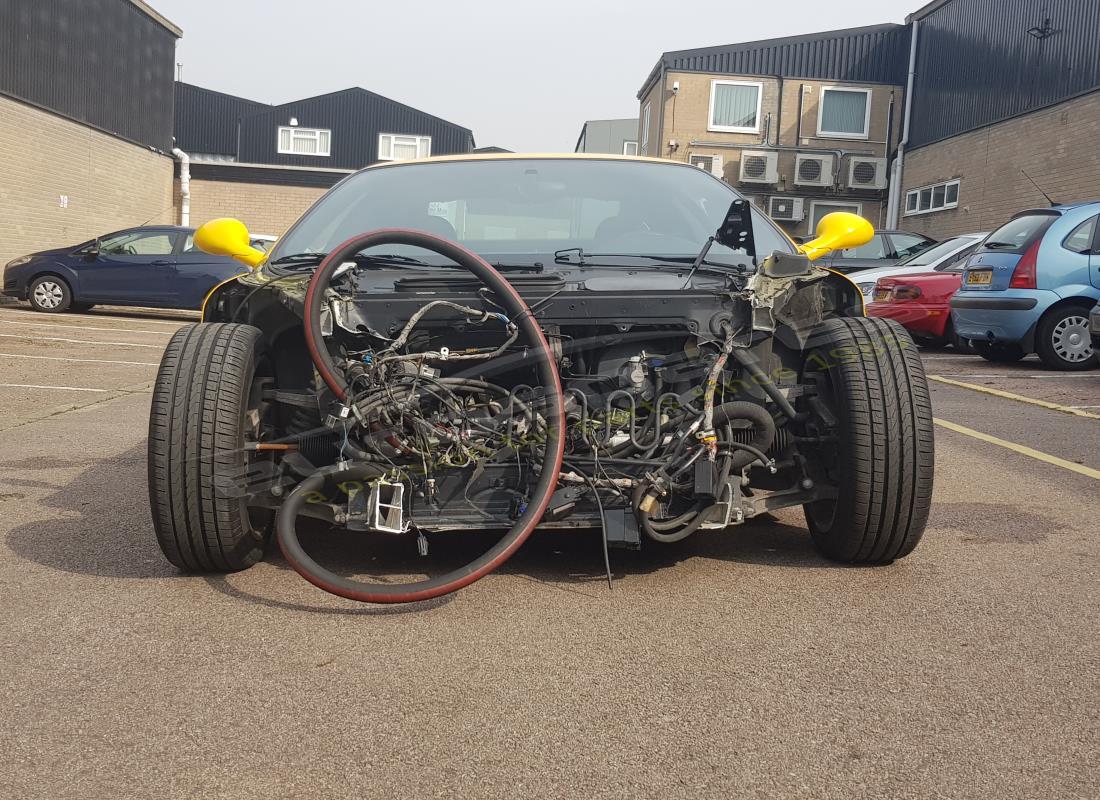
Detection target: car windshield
<box><xmin>896</xmin><ymin>236</ymin><xmax>975</xmax><ymax>267</ymax></box>
<box><xmin>268</xmin><ymin>158</ymin><xmax>792</xmax><ymax>271</ymax></box>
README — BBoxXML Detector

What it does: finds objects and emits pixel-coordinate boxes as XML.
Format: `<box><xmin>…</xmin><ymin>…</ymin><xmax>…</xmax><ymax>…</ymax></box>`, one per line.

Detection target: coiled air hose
<box><xmin>279</xmin><ymin>228</ymin><xmax>565</xmax><ymax>604</ymax></box>
<box><xmin>635</xmin><ymin>401</ymin><xmax>775</xmax><ymax>543</ymax></box>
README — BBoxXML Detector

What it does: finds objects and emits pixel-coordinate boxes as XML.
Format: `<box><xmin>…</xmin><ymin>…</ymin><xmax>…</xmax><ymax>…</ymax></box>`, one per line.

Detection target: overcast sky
<box><xmin>156</xmin><ymin>0</ymin><xmax>915</xmax><ymax>152</ymax></box>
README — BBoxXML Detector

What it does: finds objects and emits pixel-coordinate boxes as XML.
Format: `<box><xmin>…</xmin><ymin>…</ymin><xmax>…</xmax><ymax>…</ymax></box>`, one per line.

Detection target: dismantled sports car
<box><xmin>148</xmin><ymin>155</ymin><xmax>934</xmax><ymax>603</ymax></box>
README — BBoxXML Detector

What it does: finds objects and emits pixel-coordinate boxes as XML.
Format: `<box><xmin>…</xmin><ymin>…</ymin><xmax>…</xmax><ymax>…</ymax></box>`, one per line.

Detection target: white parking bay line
<box><xmin>0</xmin><ymin>383</ymin><xmax>108</xmax><ymax>393</ymax></box>
<box><xmin>0</xmin><ymin>308</ymin><xmax>194</xmax><ymax>327</ymax></box>
<box><xmin>931</xmin><ymin>373</ymin><xmax>1099</xmax><ymax>379</ymax></box>
<box><xmin>0</xmin><ymin>352</ymin><xmax>160</xmax><ymax>367</ymax></box>
<box><xmin>0</xmin><ymin>319</ymin><xmax>172</xmax><ymax>336</ymax></box>
<box><xmin>0</xmin><ymin>333</ymin><xmax>164</xmax><ymax>349</ymax></box>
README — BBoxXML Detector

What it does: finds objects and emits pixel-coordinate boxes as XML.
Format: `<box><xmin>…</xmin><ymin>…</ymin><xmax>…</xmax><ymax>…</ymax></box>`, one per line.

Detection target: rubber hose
<box><xmin>286</xmin><ymin>228</ymin><xmax>565</xmax><ymax>604</ymax></box>
<box><xmin>710</xmin><ymin>401</ymin><xmax>776</xmax><ymax>469</ymax></box>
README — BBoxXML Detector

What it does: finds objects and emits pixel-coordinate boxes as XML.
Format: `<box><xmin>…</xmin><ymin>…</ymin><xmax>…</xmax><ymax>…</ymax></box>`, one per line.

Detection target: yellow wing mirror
<box><xmin>797</xmin><ymin>212</ymin><xmax>874</xmax><ymax>261</ymax></box>
<box><xmin>194</xmin><ymin>218</ymin><xmax>266</xmax><ymax>268</ymax></box>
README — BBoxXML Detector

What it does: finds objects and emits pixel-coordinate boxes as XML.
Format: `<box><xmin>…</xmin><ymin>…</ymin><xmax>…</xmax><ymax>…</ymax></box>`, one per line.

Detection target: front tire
<box><xmin>148</xmin><ymin>323</ymin><xmax>273</xmax><ymax>571</ymax></box>
<box><xmin>1034</xmin><ymin>305</ymin><xmax>1097</xmax><ymax>371</ymax></box>
<box><xmin>28</xmin><ymin>276</ymin><xmax>72</xmax><ymax>313</ymax></box>
<box><xmin>802</xmin><ymin>317</ymin><xmax>934</xmax><ymax>564</ymax></box>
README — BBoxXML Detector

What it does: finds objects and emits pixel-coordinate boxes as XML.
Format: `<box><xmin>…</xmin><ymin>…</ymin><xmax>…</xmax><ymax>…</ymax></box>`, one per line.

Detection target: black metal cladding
<box><xmin>909</xmin><ymin>0</ymin><xmax>1100</xmax><ymax>148</ymax></box>
<box><xmin>644</xmin><ymin>23</ymin><xmax>911</xmax><ymax>96</ymax></box>
<box><xmin>173</xmin><ymin>83</ymin><xmax>269</xmax><ymax>156</ymax></box>
<box><xmin>0</xmin><ymin>0</ymin><xmax>178</xmax><ymax>150</ymax></box>
<box><xmin>235</xmin><ymin>88</ymin><xmax>474</xmax><ymax>170</ymax></box>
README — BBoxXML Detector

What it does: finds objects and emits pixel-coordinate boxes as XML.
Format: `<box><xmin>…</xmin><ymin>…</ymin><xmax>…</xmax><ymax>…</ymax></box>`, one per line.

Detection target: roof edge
<box><xmin>127</xmin><ymin>0</ymin><xmax>182</xmax><ymax>37</ymax></box>
<box><xmin>906</xmin><ymin>0</ymin><xmax>953</xmax><ymax>23</ymax></box>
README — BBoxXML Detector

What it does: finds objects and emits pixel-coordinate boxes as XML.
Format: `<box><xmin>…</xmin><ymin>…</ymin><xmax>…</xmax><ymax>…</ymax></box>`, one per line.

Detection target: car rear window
<box><xmin>979</xmin><ymin>212</ymin><xmax>1058</xmax><ymax>254</ymax></box>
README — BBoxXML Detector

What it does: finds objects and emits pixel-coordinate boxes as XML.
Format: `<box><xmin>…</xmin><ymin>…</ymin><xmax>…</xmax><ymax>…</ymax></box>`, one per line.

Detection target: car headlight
<box><xmin>857</xmin><ymin>282</ymin><xmax>874</xmax><ymax>296</ymax></box>
<box><xmin>5</xmin><ymin>256</ymin><xmax>31</xmax><ymax>269</ymax></box>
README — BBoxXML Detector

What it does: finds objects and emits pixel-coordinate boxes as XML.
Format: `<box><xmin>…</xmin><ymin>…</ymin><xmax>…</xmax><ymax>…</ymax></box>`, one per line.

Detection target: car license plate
<box><xmin>966</xmin><ymin>269</ymin><xmax>993</xmax><ymax>286</ymax></box>
<box><xmin>873</xmin><ymin>288</ymin><xmax>891</xmax><ymax>303</ymax></box>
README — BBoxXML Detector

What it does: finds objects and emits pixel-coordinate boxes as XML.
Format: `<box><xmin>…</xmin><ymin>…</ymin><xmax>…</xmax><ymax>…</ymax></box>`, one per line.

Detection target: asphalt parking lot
<box><xmin>1</xmin><ymin>303</ymin><xmax>1097</xmax><ymax>799</ymax></box>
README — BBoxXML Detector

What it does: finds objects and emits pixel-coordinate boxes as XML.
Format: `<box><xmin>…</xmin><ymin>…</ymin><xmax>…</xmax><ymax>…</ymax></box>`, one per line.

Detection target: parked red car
<box><xmin>866</xmin><ymin>271</ymin><xmax>972</xmax><ymax>351</ymax></box>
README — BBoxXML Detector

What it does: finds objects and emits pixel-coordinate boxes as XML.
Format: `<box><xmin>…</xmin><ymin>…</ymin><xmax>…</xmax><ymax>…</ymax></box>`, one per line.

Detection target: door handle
<box><xmin>151</xmin><ymin>260</ymin><xmax>172</xmax><ymax>266</ymax></box>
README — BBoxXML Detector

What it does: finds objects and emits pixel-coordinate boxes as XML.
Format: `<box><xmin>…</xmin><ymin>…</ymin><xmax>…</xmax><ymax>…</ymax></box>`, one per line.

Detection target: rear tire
<box><xmin>28</xmin><ymin>276</ymin><xmax>72</xmax><ymax>313</ymax></box>
<box><xmin>1034</xmin><ymin>305</ymin><xmax>1097</xmax><ymax>371</ymax></box>
<box><xmin>148</xmin><ymin>323</ymin><xmax>273</xmax><ymax>571</ymax></box>
<box><xmin>802</xmin><ymin>317</ymin><xmax>934</xmax><ymax>564</ymax></box>
<box><xmin>973</xmin><ymin>341</ymin><xmax>1026</xmax><ymax>363</ymax></box>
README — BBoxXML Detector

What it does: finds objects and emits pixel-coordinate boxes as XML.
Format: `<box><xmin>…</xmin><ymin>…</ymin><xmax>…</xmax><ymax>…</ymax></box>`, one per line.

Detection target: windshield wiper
<box><xmin>270</xmin><ymin>251</ymin><xmax>543</xmax><ymax>275</ymax></box>
<box><xmin>553</xmin><ymin>248</ymin><xmax>748</xmax><ymax>272</ymax></box>
<box><xmin>271</xmin><ymin>252</ymin><xmax>434</xmax><ymax>267</ymax></box>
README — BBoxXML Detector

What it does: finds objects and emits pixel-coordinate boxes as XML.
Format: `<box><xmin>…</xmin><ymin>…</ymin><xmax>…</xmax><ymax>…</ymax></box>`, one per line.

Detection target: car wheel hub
<box><xmin>1052</xmin><ymin>315</ymin><xmax>1092</xmax><ymax>362</ymax></box>
<box><xmin>33</xmin><ymin>281</ymin><xmax>63</xmax><ymax>309</ymax></box>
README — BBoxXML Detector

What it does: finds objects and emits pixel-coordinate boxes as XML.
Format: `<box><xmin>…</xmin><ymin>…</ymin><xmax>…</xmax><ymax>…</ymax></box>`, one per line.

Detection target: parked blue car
<box><xmin>2</xmin><ymin>225</ymin><xmax>267</xmax><ymax>313</ymax></box>
<box><xmin>952</xmin><ymin>203</ymin><xmax>1100</xmax><ymax>370</ymax></box>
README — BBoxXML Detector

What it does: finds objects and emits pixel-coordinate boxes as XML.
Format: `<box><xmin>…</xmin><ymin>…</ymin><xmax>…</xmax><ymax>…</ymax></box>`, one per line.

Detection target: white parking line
<box><xmin>0</xmin><ymin>383</ymin><xmax>108</xmax><ymax>393</ymax></box>
<box><xmin>0</xmin><ymin>319</ymin><xmax>172</xmax><ymax>336</ymax></box>
<box><xmin>0</xmin><ymin>308</ymin><xmax>194</xmax><ymax>327</ymax></box>
<box><xmin>930</xmin><ymin>373</ymin><xmax>1099</xmax><ymax>379</ymax></box>
<box><xmin>0</xmin><ymin>352</ymin><xmax>160</xmax><ymax>367</ymax></box>
<box><xmin>0</xmin><ymin>333</ymin><xmax>164</xmax><ymax>349</ymax></box>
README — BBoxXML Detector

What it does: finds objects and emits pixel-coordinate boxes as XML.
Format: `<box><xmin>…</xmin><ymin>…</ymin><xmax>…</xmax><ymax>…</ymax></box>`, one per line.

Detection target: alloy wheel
<box><xmin>33</xmin><ymin>281</ymin><xmax>64</xmax><ymax>310</ymax></box>
<box><xmin>1051</xmin><ymin>314</ymin><xmax>1092</xmax><ymax>363</ymax></box>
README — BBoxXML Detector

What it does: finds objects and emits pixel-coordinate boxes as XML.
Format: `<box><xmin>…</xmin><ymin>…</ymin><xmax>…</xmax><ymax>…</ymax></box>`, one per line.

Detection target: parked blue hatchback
<box><xmin>2</xmin><ymin>225</ymin><xmax>264</xmax><ymax>313</ymax></box>
<box><xmin>952</xmin><ymin>203</ymin><xmax>1100</xmax><ymax>370</ymax></box>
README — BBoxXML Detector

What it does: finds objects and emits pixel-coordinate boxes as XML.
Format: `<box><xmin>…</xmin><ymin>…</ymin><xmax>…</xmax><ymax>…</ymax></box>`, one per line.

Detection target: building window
<box><xmin>809</xmin><ymin>200</ymin><xmax>862</xmax><ymax>235</ymax></box>
<box><xmin>904</xmin><ymin>179</ymin><xmax>961</xmax><ymax>216</ymax></box>
<box><xmin>378</xmin><ymin>134</ymin><xmax>432</xmax><ymax>161</ymax></box>
<box><xmin>623</xmin><ymin>140</ymin><xmax>638</xmax><ymax>156</ymax></box>
<box><xmin>709</xmin><ymin>80</ymin><xmax>762</xmax><ymax>133</ymax></box>
<box><xmin>817</xmin><ymin>87</ymin><xmax>872</xmax><ymax>139</ymax></box>
<box><xmin>640</xmin><ymin>103</ymin><xmax>651</xmax><ymax>155</ymax></box>
<box><xmin>277</xmin><ymin>126</ymin><xmax>331</xmax><ymax>156</ymax></box>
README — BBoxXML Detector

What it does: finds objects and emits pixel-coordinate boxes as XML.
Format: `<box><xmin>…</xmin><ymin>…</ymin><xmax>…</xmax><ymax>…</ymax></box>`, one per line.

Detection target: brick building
<box><xmin>637</xmin><ymin>1</ymin><xmax>1100</xmax><ymax>241</ymax></box>
<box><xmin>0</xmin><ymin>0</ymin><xmax>181</xmax><ymax>267</ymax></box>
<box><xmin>893</xmin><ymin>0</ymin><xmax>1100</xmax><ymax>239</ymax></box>
<box><xmin>635</xmin><ymin>26</ymin><xmax>910</xmax><ymax>238</ymax></box>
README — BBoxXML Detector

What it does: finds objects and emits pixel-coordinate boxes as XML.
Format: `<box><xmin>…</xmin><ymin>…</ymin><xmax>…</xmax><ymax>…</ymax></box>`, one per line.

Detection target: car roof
<box><xmin>362</xmin><ymin>152</ymin><xmax>694</xmax><ymax>173</ymax></box>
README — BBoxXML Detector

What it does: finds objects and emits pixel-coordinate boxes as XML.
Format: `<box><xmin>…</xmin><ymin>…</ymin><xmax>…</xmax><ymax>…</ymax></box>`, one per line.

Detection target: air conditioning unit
<box><xmin>794</xmin><ymin>153</ymin><xmax>835</xmax><ymax>187</ymax></box>
<box><xmin>738</xmin><ymin>150</ymin><xmax>778</xmax><ymax>184</ymax></box>
<box><xmin>768</xmin><ymin>196</ymin><xmax>805</xmax><ymax>222</ymax></box>
<box><xmin>689</xmin><ymin>154</ymin><xmax>724</xmax><ymax>178</ymax></box>
<box><xmin>848</xmin><ymin>157</ymin><xmax>889</xmax><ymax>190</ymax></box>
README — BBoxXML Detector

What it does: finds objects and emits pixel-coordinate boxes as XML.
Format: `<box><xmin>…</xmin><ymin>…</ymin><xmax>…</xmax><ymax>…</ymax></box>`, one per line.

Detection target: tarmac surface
<box><xmin>0</xmin><ymin>303</ymin><xmax>1097</xmax><ymax>799</ymax></box>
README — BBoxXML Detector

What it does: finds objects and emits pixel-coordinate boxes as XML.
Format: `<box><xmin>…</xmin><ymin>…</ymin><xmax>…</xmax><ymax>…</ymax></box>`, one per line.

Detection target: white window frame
<box><xmin>377</xmin><ymin>133</ymin><xmax>432</xmax><ymax>162</ymax></box>
<box><xmin>708</xmin><ymin>80</ymin><xmax>763</xmax><ymax>134</ymax></box>
<box><xmin>903</xmin><ymin>179</ymin><xmax>961</xmax><ymax>216</ymax></box>
<box><xmin>808</xmin><ymin>200</ymin><xmax>862</xmax><ymax>235</ymax></box>
<box><xmin>622</xmin><ymin>140</ymin><xmax>638</xmax><ymax>156</ymax></box>
<box><xmin>640</xmin><ymin>103</ymin><xmax>651</xmax><ymax>155</ymax></box>
<box><xmin>816</xmin><ymin>86</ymin><xmax>873</xmax><ymax>139</ymax></box>
<box><xmin>277</xmin><ymin>126</ymin><xmax>331</xmax><ymax>157</ymax></box>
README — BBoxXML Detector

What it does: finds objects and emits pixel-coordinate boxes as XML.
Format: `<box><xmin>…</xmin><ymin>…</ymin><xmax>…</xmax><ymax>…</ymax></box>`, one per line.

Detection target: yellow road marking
<box><xmin>934</xmin><ymin>417</ymin><xmax>1100</xmax><ymax>480</ymax></box>
<box><xmin>929</xmin><ymin>375</ymin><xmax>1100</xmax><ymax>420</ymax></box>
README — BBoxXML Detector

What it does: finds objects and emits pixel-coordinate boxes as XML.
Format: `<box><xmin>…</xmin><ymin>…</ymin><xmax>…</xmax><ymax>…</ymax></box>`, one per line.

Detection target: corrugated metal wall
<box><xmin>0</xmin><ymin>0</ymin><xmax>178</xmax><ymax>150</ymax></box>
<box><xmin>174</xmin><ymin>83</ymin><xmax>270</xmax><ymax>156</ymax></box>
<box><xmin>910</xmin><ymin>0</ymin><xmax>1100</xmax><ymax>147</ymax></box>
<box><xmin>661</xmin><ymin>24</ymin><xmax>911</xmax><ymax>86</ymax></box>
<box><xmin>236</xmin><ymin>89</ymin><xmax>473</xmax><ymax>170</ymax></box>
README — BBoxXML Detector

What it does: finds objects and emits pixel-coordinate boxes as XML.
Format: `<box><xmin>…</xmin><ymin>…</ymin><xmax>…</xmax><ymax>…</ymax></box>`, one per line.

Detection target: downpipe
<box><xmin>172</xmin><ymin>147</ymin><xmax>190</xmax><ymax>227</ymax></box>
